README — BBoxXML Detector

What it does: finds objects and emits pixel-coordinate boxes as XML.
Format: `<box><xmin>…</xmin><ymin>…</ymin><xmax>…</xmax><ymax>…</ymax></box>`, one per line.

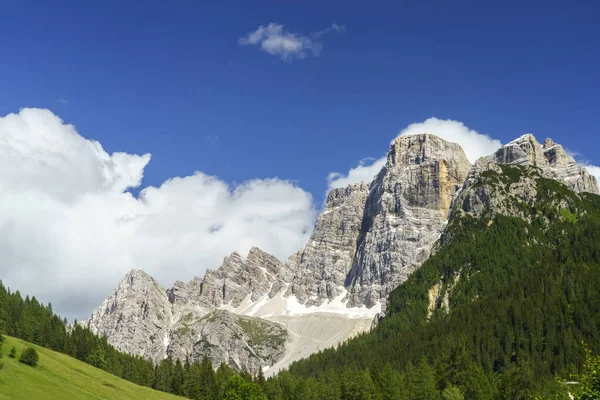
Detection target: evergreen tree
<box><xmin>442</xmin><ymin>385</ymin><xmax>465</xmax><ymax>400</ymax></box>
<box><xmin>87</xmin><ymin>346</ymin><xmax>108</xmax><ymax>370</ymax></box>
<box><xmin>171</xmin><ymin>358</ymin><xmax>184</xmax><ymax>396</ymax></box>
<box><xmin>577</xmin><ymin>347</ymin><xmax>600</xmax><ymax>400</ymax></box>
<box><xmin>413</xmin><ymin>357</ymin><xmax>440</xmax><ymax>400</ymax></box>
<box><xmin>379</xmin><ymin>363</ymin><xmax>403</xmax><ymax>400</ymax></box>
<box><xmin>224</xmin><ymin>375</ymin><xmax>267</xmax><ymax>400</ymax></box>
<box><xmin>9</xmin><ymin>346</ymin><xmax>16</xmax><ymax>359</ymax></box>
<box><xmin>19</xmin><ymin>346</ymin><xmax>39</xmax><ymax>367</ymax></box>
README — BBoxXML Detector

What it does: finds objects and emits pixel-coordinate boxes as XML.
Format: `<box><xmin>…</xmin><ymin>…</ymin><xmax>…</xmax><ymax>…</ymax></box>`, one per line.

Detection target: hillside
<box><xmin>0</xmin><ymin>335</ymin><xmax>184</xmax><ymax>400</ymax></box>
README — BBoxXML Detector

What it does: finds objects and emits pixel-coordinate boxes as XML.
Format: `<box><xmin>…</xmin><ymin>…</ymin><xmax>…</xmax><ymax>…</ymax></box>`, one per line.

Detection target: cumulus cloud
<box><xmin>238</xmin><ymin>23</ymin><xmax>345</xmax><ymax>60</ymax></box>
<box><xmin>0</xmin><ymin>108</ymin><xmax>317</xmax><ymax>320</ymax></box>
<box><xmin>327</xmin><ymin>157</ymin><xmax>386</xmax><ymax>190</ymax></box>
<box><xmin>327</xmin><ymin>118</ymin><xmax>501</xmax><ymax>190</ymax></box>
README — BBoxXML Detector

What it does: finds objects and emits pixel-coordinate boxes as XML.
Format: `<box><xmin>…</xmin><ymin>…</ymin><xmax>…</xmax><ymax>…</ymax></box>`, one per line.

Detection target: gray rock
<box><xmin>87</xmin><ymin>267</ymin><xmax>289</xmax><ymax>373</ymax></box>
<box><xmin>169</xmin><ymin>309</ymin><xmax>288</xmax><ymax>371</ymax></box>
<box><xmin>286</xmin><ymin>183</ymin><xmax>370</xmax><ymax>306</ymax></box>
<box><xmin>88</xmin><ymin>269</ymin><xmax>173</xmax><ymax>360</ymax></box>
<box><xmin>487</xmin><ymin>134</ymin><xmax>598</xmax><ymax>194</ymax></box>
<box><xmin>198</xmin><ymin>247</ymin><xmax>288</xmax><ymax>309</ymax></box>
<box><xmin>346</xmin><ymin>134</ymin><xmax>471</xmax><ymax>308</ymax></box>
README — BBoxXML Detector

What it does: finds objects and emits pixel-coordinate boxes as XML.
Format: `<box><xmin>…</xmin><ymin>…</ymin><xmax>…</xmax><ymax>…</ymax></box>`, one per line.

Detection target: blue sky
<box><xmin>2</xmin><ymin>0</ymin><xmax>599</xmax><ymax>198</ymax></box>
<box><xmin>1</xmin><ymin>0</ymin><xmax>599</xmax><ymax>319</ymax></box>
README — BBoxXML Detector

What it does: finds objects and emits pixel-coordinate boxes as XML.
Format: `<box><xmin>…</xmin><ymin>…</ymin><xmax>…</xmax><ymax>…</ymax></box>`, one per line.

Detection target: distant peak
<box><xmin>123</xmin><ymin>268</ymin><xmax>153</xmax><ymax>281</ymax></box>
<box><xmin>507</xmin><ymin>133</ymin><xmax>538</xmax><ymax>145</ymax></box>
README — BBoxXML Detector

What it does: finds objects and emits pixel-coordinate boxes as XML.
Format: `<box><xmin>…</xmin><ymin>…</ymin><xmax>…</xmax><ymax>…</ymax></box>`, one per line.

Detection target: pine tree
<box><xmin>171</xmin><ymin>358</ymin><xmax>184</xmax><ymax>396</ymax></box>
<box><xmin>442</xmin><ymin>385</ymin><xmax>464</xmax><ymax>400</ymax></box>
<box><xmin>413</xmin><ymin>358</ymin><xmax>440</xmax><ymax>400</ymax></box>
<box><xmin>19</xmin><ymin>346</ymin><xmax>39</xmax><ymax>367</ymax></box>
<box><xmin>379</xmin><ymin>363</ymin><xmax>403</xmax><ymax>400</ymax></box>
<box><xmin>87</xmin><ymin>346</ymin><xmax>108</xmax><ymax>370</ymax></box>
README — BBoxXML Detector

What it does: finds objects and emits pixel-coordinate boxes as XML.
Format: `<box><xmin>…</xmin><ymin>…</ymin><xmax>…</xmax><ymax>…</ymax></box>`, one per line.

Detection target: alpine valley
<box><xmin>81</xmin><ymin>131</ymin><xmax>600</xmax><ymax>395</ymax></box>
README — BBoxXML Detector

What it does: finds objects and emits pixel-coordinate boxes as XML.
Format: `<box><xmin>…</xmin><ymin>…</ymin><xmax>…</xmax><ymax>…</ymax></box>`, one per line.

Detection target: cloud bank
<box><xmin>0</xmin><ymin>109</ymin><xmax>317</xmax><ymax>320</ymax></box>
<box><xmin>238</xmin><ymin>23</ymin><xmax>345</xmax><ymax>60</ymax></box>
<box><xmin>328</xmin><ymin>118</ymin><xmax>502</xmax><ymax>190</ymax></box>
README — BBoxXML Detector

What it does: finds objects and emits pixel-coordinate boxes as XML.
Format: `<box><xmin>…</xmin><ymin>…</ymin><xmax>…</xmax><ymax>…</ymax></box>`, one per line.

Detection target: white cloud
<box><xmin>0</xmin><ymin>108</ymin><xmax>317</xmax><ymax>320</ymax></box>
<box><xmin>238</xmin><ymin>23</ymin><xmax>344</xmax><ymax>61</ymax></box>
<box><xmin>327</xmin><ymin>157</ymin><xmax>386</xmax><ymax>190</ymax></box>
<box><xmin>327</xmin><ymin>117</ymin><xmax>501</xmax><ymax>190</ymax></box>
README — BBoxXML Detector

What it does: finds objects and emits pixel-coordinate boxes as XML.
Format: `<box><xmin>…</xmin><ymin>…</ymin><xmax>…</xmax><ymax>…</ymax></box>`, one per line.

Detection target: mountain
<box><xmin>85</xmin><ymin>133</ymin><xmax>599</xmax><ymax>377</ymax></box>
<box><xmin>0</xmin><ymin>335</ymin><xmax>183</xmax><ymax>400</ymax></box>
<box><xmin>282</xmin><ymin>150</ymin><xmax>600</xmax><ymax>399</ymax></box>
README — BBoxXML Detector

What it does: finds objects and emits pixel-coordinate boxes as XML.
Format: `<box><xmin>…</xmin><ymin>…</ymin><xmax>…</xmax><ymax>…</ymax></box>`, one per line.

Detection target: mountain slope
<box><xmin>283</xmin><ymin>163</ymin><xmax>600</xmax><ymax>399</ymax></box>
<box><xmin>0</xmin><ymin>335</ymin><xmax>183</xmax><ymax>400</ymax></box>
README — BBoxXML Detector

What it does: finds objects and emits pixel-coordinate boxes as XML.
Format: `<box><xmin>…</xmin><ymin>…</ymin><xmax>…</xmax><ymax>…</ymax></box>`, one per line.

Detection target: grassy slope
<box><xmin>0</xmin><ymin>336</ymin><xmax>183</xmax><ymax>400</ymax></box>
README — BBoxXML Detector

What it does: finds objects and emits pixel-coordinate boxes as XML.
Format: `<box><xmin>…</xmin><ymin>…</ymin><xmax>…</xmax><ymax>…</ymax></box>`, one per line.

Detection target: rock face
<box><xmin>169</xmin><ymin>310</ymin><xmax>288</xmax><ymax>371</ymax></box>
<box><xmin>88</xmin><ymin>270</ymin><xmax>173</xmax><ymax>360</ymax></box>
<box><xmin>487</xmin><ymin>134</ymin><xmax>599</xmax><ymax>194</ymax></box>
<box><xmin>88</xmin><ymin>269</ymin><xmax>288</xmax><ymax>372</ymax></box>
<box><xmin>286</xmin><ymin>183</ymin><xmax>370</xmax><ymax>306</ymax></box>
<box><xmin>197</xmin><ymin>247</ymin><xmax>288</xmax><ymax>309</ymax></box>
<box><xmin>346</xmin><ymin>134</ymin><xmax>471</xmax><ymax>307</ymax></box>
<box><xmin>88</xmin><ymin>132</ymin><xmax>593</xmax><ymax>375</ymax></box>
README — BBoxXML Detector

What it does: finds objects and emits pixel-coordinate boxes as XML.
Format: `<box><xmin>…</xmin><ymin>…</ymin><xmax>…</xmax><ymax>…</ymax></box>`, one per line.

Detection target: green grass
<box><xmin>0</xmin><ymin>336</ymin><xmax>184</xmax><ymax>400</ymax></box>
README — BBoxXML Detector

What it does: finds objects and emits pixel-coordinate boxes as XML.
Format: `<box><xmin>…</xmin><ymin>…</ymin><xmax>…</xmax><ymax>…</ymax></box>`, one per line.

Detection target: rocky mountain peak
<box><xmin>388</xmin><ymin>133</ymin><xmax>463</xmax><ymax>168</ymax></box>
<box><xmin>346</xmin><ymin>133</ymin><xmax>471</xmax><ymax>308</ymax></box>
<box><xmin>487</xmin><ymin>133</ymin><xmax>598</xmax><ymax>194</ymax></box>
<box><xmin>287</xmin><ymin>181</ymin><xmax>370</xmax><ymax>306</ymax></box>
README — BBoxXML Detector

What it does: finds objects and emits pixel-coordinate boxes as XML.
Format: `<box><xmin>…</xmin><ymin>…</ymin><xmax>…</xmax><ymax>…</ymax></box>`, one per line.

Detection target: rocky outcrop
<box><xmin>487</xmin><ymin>134</ymin><xmax>599</xmax><ymax>194</ymax></box>
<box><xmin>345</xmin><ymin>134</ymin><xmax>471</xmax><ymax>308</ymax></box>
<box><xmin>286</xmin><ymin>183</ymin><xmax>370</xmax><ymax>306</ymax></box>
<box><xmin>198</xmin><ymin>247</ymin><xmax>288</xmax><ymax>309</ymax></box>
<box><xmin>168</xmin><ymin>310</ymin><xmax>288</xmax><ymax>371</ymax></box>
<box><xmin>88</xmin><ymin>270</ymin><xmax>173</xmax><ymax>360</ymax></box>
<box><xmin>87</xmin><ymin>266</ymin><xmax>290</xmax><ymax>373</ymax></box>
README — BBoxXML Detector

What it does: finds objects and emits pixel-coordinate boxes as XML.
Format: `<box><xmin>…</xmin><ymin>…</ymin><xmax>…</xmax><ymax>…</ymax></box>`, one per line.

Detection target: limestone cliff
<box><xmin>346</xmin><ymin>134</ymin><xmax>471</xmax><ymax>308</ymax></box>
<box><xmin>286</xmin><ymin>182</ymin><xmax>370</xmax><ymax>306</ymax></box>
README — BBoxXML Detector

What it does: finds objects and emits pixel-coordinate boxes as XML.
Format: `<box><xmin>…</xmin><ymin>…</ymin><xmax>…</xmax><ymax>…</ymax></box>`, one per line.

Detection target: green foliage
<box><xmin>442</xmin><ymin>385</ymin><xmax>465</xmax><ymax>400</ymax></box>
<box><xmin>578</xmin><ymin>347</ymin><xmax>600</xmax><ymax>400</ymax></box>
<box><xmin>87</xmin><ymin>346</ymin><xmax>109</xmax><ymax>370</ymax></box>
<box><xmin>9</xmin><ymin>346</ymin><xmax>16</xmax><ymax>358</ymax></box>
<box><xmin>561</xmin><ymin>208</ymin><xmax>579</xmax><ymax>224</ymax></box>
<box><xmin>19</xmin><ymin>346</ymin><xmax>39</xmax><ymax>367</ymax></box>
<box><xmin>224</xmin><ymin>375</ymin><xmax>267</xmax><ymax>400</ymax></box>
